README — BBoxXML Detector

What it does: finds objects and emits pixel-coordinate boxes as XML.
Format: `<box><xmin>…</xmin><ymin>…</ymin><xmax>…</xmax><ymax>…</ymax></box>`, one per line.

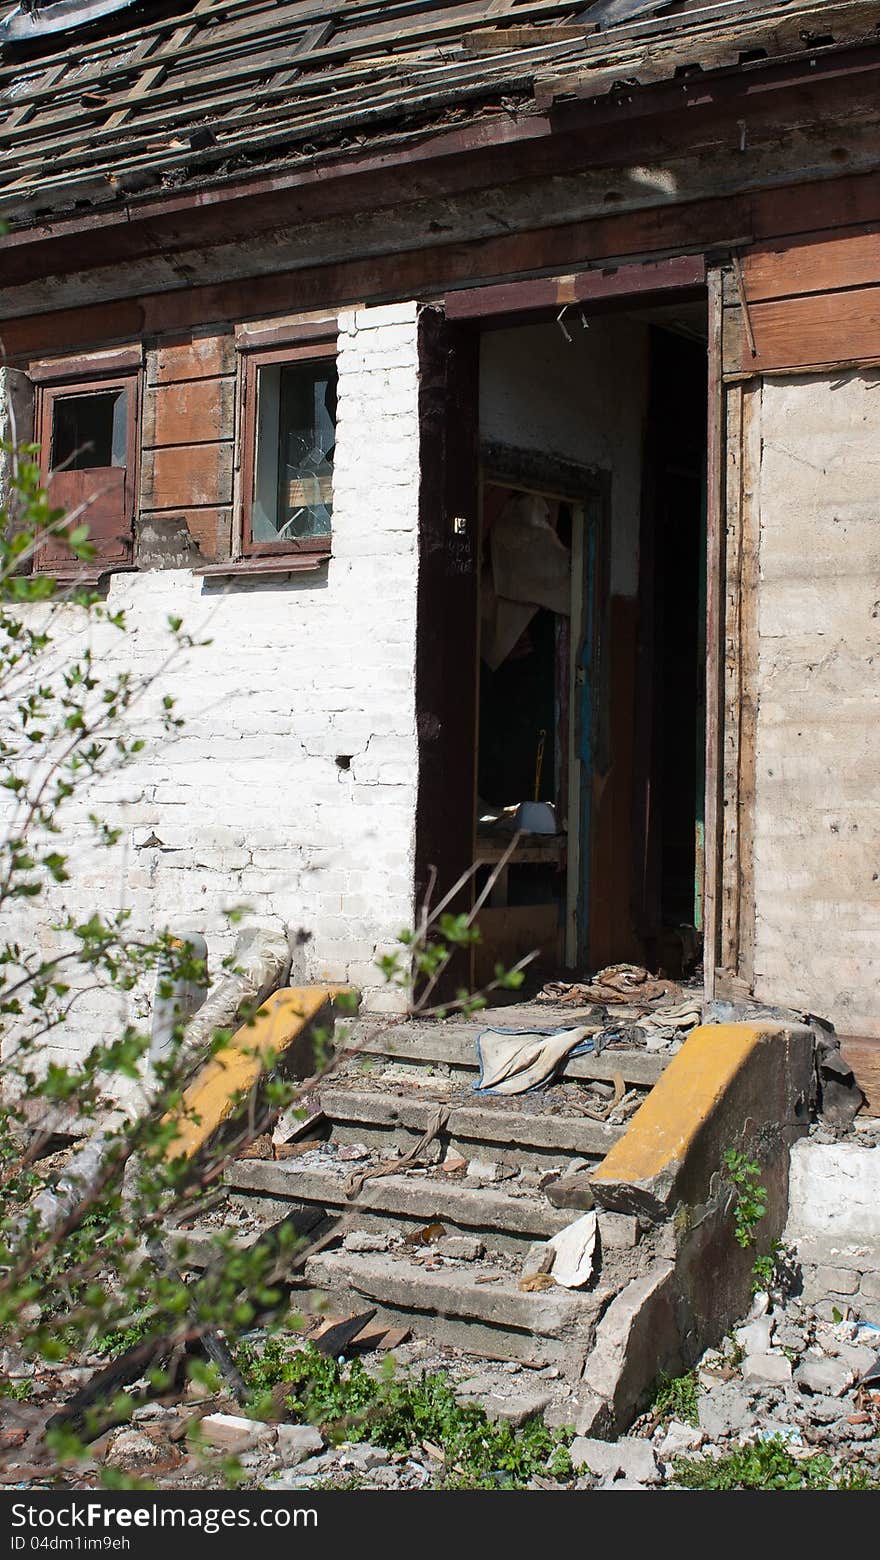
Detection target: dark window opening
<box><xmin>35</xmin><ymin>369</ymin><xmax>138</xmax><ymax>573</ymax></box>
<box><xmin>51</xmin><ymin>390</ymin><xmax>127</xmax><ymax>471</ymax></box>
<box><xmin>252</xmin><ymin>360</ymin><xmax>337</xmax><ymax>544</ymax></box>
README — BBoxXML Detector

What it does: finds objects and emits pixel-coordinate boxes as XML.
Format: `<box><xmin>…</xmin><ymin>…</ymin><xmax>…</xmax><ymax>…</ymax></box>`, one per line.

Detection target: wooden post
<box><xmin>703</xmin><ymin>267</ymin><xmax>726</xmax><ymax>1005</ymax></box>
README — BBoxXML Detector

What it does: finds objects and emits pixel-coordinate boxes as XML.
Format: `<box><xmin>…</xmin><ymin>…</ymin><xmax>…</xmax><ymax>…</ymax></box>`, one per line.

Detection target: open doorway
<box><xmin>472</xmin><ymin>302</ymin><xmax>707</xmax><ymax>987</ymax></box>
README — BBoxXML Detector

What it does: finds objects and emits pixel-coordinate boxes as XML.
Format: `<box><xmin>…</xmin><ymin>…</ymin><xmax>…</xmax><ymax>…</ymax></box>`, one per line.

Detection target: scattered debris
<box><xmin>199</xmin><ymin>1414</ymin><xmax>276</xmax><ymax>1455</ymax></box>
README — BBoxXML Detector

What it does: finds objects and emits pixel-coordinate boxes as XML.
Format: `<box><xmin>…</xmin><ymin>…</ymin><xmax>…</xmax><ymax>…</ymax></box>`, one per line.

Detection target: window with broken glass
<box><xmin>243</xmin><ymin>345</ymin><xmax>337</xmax><ymax>555</ymax></box>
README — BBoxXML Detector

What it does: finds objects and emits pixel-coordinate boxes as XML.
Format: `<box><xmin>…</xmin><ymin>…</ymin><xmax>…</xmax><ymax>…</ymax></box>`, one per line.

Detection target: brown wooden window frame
<box><xmin>33</xmin><ymin>366</ymin><xmax>140</xmax><ymax>576</ymax></box>
<box><xmin>239</xmin><ymin>339</ymin><xmax>337</xmax><ymax>561</ymax></box>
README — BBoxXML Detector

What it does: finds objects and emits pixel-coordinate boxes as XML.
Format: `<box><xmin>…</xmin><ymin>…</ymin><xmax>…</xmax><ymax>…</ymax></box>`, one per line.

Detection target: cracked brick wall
<box><xmin>0</xmin><ymin>302</ymin><xmax>424</xmax><ymax>1079</ymax></box>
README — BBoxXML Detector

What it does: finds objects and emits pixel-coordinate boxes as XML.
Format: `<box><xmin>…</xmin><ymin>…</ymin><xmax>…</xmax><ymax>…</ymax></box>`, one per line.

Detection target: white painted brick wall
<box><xmin>0</xmin><ymin>304</ymin><xmax>424</xmax><ymax>1078</ymax></box>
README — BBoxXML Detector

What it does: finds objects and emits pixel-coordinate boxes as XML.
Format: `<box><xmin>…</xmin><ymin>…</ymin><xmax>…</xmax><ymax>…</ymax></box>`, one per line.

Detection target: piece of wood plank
<box><xmin>28</xmin><ymin>344</ymin><xmax>143</xmax><ymax>381</ymax></box>
<box><xmin>446</xmin><ymin>255</ymin><xmax>705</xmax><ymax>320</ymax></box>
<box><xmin>148</xmin><ymin>334</ymin><xmax>236</xmax><ymax>385</ymax></box>
<box><xmin>17</xmin><ymin>0</ymin><xmax>880</xmax><ymax>193</ymax></box>
<box><xmin>142</xmin><ymin>376</ymin><xmax>235</xmax><ymax>448</ymax></box>
<box><xmin>723</xmin><ymin>283</ymin><xmax>880</xmax><ymax>374</ymax></box>
<box><xmin>414</xmin><ymin>309</ymin><xmax>480</xmax><ymax>1002</ymax></box>
<box><xmin>0</xmin><ymin>0</ymin><xmax>583</xmax><ymax>125</ymax></box>
<box><xmin>100</xmin><ymin>26</ymin><xmax>192</xmax><ymax>133</ymax></box>
<box><xmin>733</xmin><ymin>225</ymin><xmax>880</xmax><ymax>304</ymax></box>
<box><xmin>703</xmin><ymin>267</ymin><xmax>725</xmax><ymax>1005</ymax></box>
<box><xmin>472</xmin><ymin>904</ymin><xmax>560</xmax><ymax>990</ymax></box>
<box><xmin>141</xmin><ymin>441</ymin><xmax>234</xmax><ymax>510</ymax></box>
<box><xmin>838</xmin><ymin>1034</ymin><xmax>880</xmax><ymax>1116</ymax></box>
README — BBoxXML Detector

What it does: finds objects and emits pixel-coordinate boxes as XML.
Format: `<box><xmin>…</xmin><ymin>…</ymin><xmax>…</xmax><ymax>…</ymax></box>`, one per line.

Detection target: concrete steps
<box><xmin>217</xmin><ymin>1011</ymin><xmax>671</xmax><ymax>1367</ymax></box>
<box><xmin>316</xmin><ymin>1084</ymin><xmax>624</xmax><ymax>1170</ymax></box>
<box><xmin>303</xmin><ymin>1248</ymin><xmax>612</xmax><ymax>1371</ymax></box>
<box><xmin>346</xmin><ymin>1016</ymin><xmax>665</xmax><ymax>1087</ymax></box>
<box><xmin>227</xmin><ymin>1157</ymin><xmax>576</xmax><ymax>1252</ymax></box>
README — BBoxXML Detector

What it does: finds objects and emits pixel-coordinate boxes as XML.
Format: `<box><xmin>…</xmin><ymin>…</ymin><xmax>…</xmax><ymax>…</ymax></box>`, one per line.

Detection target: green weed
<box><xmin>650</xmin><ymin>1370</ymin><xmax>701</xmax><ymax>1427</ymax></box>
<box><xmin>239</xmin><ymin>1340</ymin><xmax>574</xmax><ymax>1489</ymax></box>
<box><xmin>0</xmin><ymin>1378</ymin><xmax>33</xmax><ymax>1401</ymax></box>
<box><xmin>722</xmin><ymin>1149</ymin><xmax>768</xmax><ymax>1249</ymax></box>
<box><xmin>672</xmin><ymin>1436</ymin><xmax>880</xmax><ymax>1491</ymax></box>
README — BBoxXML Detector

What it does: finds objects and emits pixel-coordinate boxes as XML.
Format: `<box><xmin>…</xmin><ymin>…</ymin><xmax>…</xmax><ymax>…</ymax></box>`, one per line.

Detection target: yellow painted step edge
<box><xmin>591</xmin><ymin>1022</ymin><xmax>786</xmax><ymax>1188</ymax></box>
<box><xmin>163</xmin><ymin>985</ymin><xmax>351</xmax><ymax>1162</ymax></box>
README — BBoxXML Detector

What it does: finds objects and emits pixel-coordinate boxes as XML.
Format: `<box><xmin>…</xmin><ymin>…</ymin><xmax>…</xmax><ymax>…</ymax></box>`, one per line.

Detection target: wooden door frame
<box><xmin>420</xmin><ymin>258</ymin><xmax>715</xmax><ymax>989</ymax></box>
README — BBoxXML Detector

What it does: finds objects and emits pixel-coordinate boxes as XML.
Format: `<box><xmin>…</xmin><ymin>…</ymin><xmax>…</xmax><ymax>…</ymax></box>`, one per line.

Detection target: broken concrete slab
<box><xmin>231</xmin><ymin>1159</ymin><xmax>572</xmax><ymax>1244</ymax></box>
<box><xmin>658</xmin><ymin>1419</ymin><xmax>704</xmax><ymax>1458</ymax></box>
<box><xmin>697</xmin><ymin>1382</ymin><xmax>755</xmax><ymax>1439</ymax></box>
<box><xmin>459</xmin><ymin>1389</ymin><xmax>553</xmax><ymax>1428</ymax></box>
<box><xmin>435</xmin><ymin>1235</ymin><xmax>484</xmax><ymax>1261</ymax></box>
<box><xmin>742</xmin><ymin>1353</ymin><xmax>793</xmax><ymax>1388</ymax></box>
<box><xmin>342</xmin><ymin>1230</ymin><xmax>391</xmax><ymax>1253</ymax></box>
<box><xmin>735</xmin><ymin>1315</ymin><xmax>774</xmax><ymax>1356</ymax></box>
<box><xmin>580</xmin><ymin>1260</ymin><xmax>681</xmax><ymax>1432</ymax></box>
<box><xmin>200</xmin><ymin>1414</ymin><xmax>276</xmax><ymax>1454</ymax></box>
<box><xmin>104</xmin><ymin>1428</ymin><xmax>170</xmax><ymax>1473</ymax></box>
<box><xmin>520</xmin><ymin>1241</ymin><xmax>554</xmax><ymax>1280</ymax></box>
<box><xmin>544</xmin><ymin>1172</ymin><xmax>596</xmax><ymax>1211</ymax></box>
<box><xmin>275</xmin><ymin>1424</ymin><xmax>324</xmax><ymax>1464</ymax></box>
<box><xmin>597</xmin><ymin>1212</ymin><xmax>639</xmax><ymax>1250</ymax></box>
<box><xmin>570</xmin><ymin>1435</ymin><xmax>661</xmax><ymax>1484</ymax></box>
<box><xmin>466</xmin><ymin>1159</ymin><xmax>515</xmax><ymax>1186</ymax></box>
<box><xmin>795</xmin><ymin>1357</ymin><xmax>852</xmax><ymax>1397</ymax></box>
<box><xmin>305</xmin><ymin>1246</ymin><xmax>607</xmax><ymax>1372</ymax></box>
<box><xmin>339</xmin><ymin>1443</ymin><xmax>390</xmax><ymax>1471</ymax></box>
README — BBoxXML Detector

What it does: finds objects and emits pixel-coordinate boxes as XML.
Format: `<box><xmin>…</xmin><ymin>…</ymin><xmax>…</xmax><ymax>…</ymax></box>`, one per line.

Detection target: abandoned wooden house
<box><xmin>1</xmin><ymin>0</ymin><xmax>880</xmax><ymax>1062</ymax></box>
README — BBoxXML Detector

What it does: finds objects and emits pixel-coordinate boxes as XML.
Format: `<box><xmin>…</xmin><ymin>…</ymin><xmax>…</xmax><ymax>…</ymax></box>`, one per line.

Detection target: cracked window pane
<box><xmin>252</xmin><ymin>360</ymin><xmax>336</xmax><ymax>542</ymax></box>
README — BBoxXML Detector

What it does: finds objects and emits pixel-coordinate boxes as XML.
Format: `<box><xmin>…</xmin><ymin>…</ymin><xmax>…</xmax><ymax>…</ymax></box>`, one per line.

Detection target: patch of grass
<box><xmin>92</xmin><ymin>1319</ymin><xmax>154</xmax><ymax>1359</ymax></box>
<box><xmin>672</xmin><ymin>1436</ymin><xmax>880</xmax><ymax>1491</ymax></box>
<box><xmin>650</xmin><ymin>1369</ymin><xmax>700</xmax><ymax>1427</ymax></box>
<box><xmin>0</xmin><ymin>1378</ymin><xmax>33</xmax><ymax>1401</ymax></box>
<box><xmin>238</xmin><ymin>1340</ymin><xmax>574</xmax><ymax>1489</ymax></box>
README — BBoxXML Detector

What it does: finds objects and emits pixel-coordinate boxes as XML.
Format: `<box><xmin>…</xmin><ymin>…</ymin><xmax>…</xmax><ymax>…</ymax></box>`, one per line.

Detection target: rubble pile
<box><xmin>2</xmin><ymin>977</ymin><xmax>877</xmax><ymax>1492</ymax></box>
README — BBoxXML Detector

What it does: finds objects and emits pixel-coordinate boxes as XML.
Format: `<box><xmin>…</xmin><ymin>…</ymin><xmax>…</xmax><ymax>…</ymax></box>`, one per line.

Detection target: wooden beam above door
<box><xmin>444</xmin><ymin>255</ymin><xmax>706</xmax><ymax>322</ymax></box>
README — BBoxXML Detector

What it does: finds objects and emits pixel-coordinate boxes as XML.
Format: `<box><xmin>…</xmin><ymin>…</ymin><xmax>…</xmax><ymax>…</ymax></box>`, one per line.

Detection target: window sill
<box><xmin>195</xmin><ymin>554</ymin><xmax>330</xmax><ymax>579</ymax></box>
<box><xmin>33</xmin><ymin>563</ymin><xmax>137</xmax><ymax>587</ymax></box>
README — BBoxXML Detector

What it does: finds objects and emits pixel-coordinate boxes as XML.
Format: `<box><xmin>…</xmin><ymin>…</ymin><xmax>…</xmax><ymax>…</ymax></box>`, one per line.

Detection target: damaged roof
<box><xmin>2</xmin><ymin>0</ymin><xmax>878</xmax><ymax>223</ymax></box>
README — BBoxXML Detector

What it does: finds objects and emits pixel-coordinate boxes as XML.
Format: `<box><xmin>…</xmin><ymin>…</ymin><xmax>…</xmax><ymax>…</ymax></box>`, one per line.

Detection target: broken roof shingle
<box><xmin>2</xmin><ymin>0</ymin><xmax>878</xmax><ymax>224</ymax></box>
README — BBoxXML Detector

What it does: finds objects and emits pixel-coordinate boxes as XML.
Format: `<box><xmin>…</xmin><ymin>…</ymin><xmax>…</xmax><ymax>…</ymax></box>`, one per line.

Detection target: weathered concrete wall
<box><xmin>785</xmin><ymin>1138</ymin><xmax>880</xmax><ymax>1321</ymax></box>
<box><xmin>752</xmin><ymin>370</ymin><xmax>880</xmax><ymax>1036</ymax></box>
<box><xmin>582</xmin><ymin>1022</ymin><xmax>815</xmax><ymax>1431</ymax></box>
<box><xmin>479</xmin><ymin>318</ymin><xmax>649</xmax><ymax>598</ymax></box>
<box><xmin>0</xmin><ymin>302</ymin><xmax>424</xmax><ymax>1077</ymax></box>
<box><xmin>0</xmin><ymin>363</ymin><xmax>35</xmax><ymax>515</ymax></box>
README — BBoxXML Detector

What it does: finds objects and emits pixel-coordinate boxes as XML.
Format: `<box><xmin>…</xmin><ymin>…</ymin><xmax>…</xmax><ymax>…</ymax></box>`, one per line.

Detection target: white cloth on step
<box><xmin>475</xmin><ymin>1025</ymin><xmax>601</xmax><ymax>1095</ymax></box>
